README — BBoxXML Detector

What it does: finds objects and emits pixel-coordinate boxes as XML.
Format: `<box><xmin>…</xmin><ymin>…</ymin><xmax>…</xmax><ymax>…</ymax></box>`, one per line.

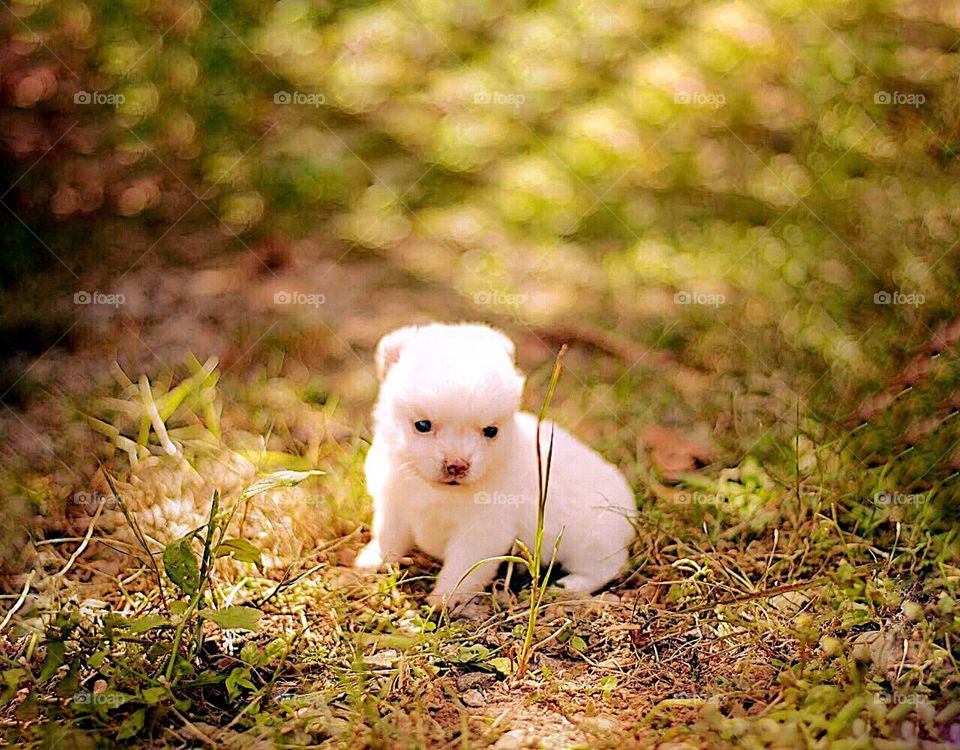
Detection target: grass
<box><xmin>450</xmin><ymin>343</ymin><xmax>568</xmax><ymax>677</ymax></box>
<box><xmin>2</xmin><ymin>321</ymin><xmax>958</xmax><ymax>748</ymax></box>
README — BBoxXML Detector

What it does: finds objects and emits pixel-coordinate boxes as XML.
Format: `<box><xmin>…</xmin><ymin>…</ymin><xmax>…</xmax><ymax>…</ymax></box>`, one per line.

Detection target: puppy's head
<box><xmin>373</xmin><ymin>323</ymin><xmax>524</xmax><ymax>487</ymax></box>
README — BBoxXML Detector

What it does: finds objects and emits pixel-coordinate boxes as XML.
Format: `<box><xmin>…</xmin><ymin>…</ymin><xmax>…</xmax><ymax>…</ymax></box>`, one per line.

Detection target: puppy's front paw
<box><xmin>425</xmin><ymin>590</ymin><xmax>452</xmax><ymax>609</ymax></box>
<box><xmin>426</xmin><ymin>591</ymin><xmax>489</xmax><ymax>619</ymax></box>
<box><xmin>353</xmin><ymin>542</ymin><xmax>385</xmax><ymax>573</ymax></box>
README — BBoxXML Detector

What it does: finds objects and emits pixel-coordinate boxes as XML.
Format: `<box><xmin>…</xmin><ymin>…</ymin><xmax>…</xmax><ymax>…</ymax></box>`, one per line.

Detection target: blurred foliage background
<box><xmin>1</xmin><ymin>0</ymin><xmax>959</xmax><ymax>496</ymax></box>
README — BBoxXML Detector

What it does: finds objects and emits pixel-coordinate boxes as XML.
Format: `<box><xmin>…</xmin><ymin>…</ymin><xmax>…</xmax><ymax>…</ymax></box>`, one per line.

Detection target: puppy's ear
<box><xmin>375</xmin><ymin>326</ymin><xmax>419</xmax><ymax>381</ymax></box>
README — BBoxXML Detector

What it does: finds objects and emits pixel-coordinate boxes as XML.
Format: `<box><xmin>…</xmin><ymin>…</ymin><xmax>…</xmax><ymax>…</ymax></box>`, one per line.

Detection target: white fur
<box><xmin>356</xmin><ymin>323</ymin><xmax>636</xmax><ymax>609</ymax></box>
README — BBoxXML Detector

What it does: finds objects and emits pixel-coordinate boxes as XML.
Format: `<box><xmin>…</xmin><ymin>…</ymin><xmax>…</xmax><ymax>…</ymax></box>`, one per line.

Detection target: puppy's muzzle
<box><xmin>442</xmin><ymin>459</ymin><xmax>470</xmax><ymax>484</ymax></box>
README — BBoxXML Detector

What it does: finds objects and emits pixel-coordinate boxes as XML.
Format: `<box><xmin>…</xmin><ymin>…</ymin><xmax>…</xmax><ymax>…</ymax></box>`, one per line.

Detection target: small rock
<box><xmin>596</xmin><ymin>657</ymin><xmax>630</xmax><ymax>669</ymax></box>
<box><xmin>493</xmin><ymin>728</ymin><xmax>537</xmax><ymax>749</ymax></box>
<box><xmin>335</xmin><ymin>549</ymin><xmax>355</xmax><ymax>567</ymax></box>
<box><xmin>851</xmin><ymin>631</ymin><xmax>911</xmax><ymax>678</ymax></box>
<box><xmin>456</xmin><ymin>672</ymin><xmax>496</xmax><ymax>692</ymax></box>
<box><xmin>365</xmin><ymin>649</ymin><xmax>399</xmax><ymax>668</ymax></box>
<box><xmin>768</xmin><ymin>590</ymin><xmax>809</xmax><ymax>614</ymax></box>
<box><xmin>461</xmin><ymin>689</ymin><xmax>485</xmax><ymax>707</ymax></box>
<box><xmin>581</xmin><ymin>716</ymin><xmax>616</xmax><ymax>733</ymax></box>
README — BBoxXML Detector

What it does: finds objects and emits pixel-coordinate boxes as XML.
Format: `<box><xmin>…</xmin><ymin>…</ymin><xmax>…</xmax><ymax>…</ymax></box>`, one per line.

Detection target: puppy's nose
<box><xmin>444</xmin><ymin>459</ymin><xmax>470</xmax><ymax>479</ymax></box>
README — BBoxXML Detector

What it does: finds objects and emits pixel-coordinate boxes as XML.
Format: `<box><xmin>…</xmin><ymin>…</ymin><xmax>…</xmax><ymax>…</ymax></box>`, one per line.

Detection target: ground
<box><xmin>1</xmin><ymin>235</ymin><xmax>958</xmax><ymax>748</ymax></box>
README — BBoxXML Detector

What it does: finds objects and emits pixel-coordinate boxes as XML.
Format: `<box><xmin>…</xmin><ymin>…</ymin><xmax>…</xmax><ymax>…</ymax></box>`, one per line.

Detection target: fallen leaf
<box><xmin>642</xmin><ymin>424</ymin><xmax>712</xmax><ymax>480</ymax></box>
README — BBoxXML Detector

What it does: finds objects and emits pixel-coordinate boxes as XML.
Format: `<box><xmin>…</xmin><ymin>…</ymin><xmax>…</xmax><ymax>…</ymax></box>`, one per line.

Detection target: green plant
<box><xmin>87</xmin><ymin>356</ymin><xmax>222</xmax><ymax>466</ymax></box>
<box><xmin>27</xmin><ymin>468</ymin><xmax>323</xmax><ymax>742</ymax></box>
<box><xmin>454</xmin><ymin>344</ymin><xmax>568</xmax><ymax>677</ymax></box>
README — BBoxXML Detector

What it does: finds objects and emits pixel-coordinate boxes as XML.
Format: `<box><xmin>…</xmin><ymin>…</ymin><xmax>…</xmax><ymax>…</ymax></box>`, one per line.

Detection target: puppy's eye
<box><xmin>482</xmin><ymin>425</ymin><xmax>498</xmax><ymax>439</ymax></box>
<box><xmin>414</xmin><ymin>420</ymin><xmax>432</xmax><ymax>433</ymax></box>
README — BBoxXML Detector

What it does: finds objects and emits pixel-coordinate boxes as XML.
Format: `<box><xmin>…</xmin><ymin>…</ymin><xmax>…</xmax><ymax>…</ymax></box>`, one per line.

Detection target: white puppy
<box><xmin>355</xmin><ymin>323</ymin><xmax>635</xmax><ymax>609</ymax></box>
